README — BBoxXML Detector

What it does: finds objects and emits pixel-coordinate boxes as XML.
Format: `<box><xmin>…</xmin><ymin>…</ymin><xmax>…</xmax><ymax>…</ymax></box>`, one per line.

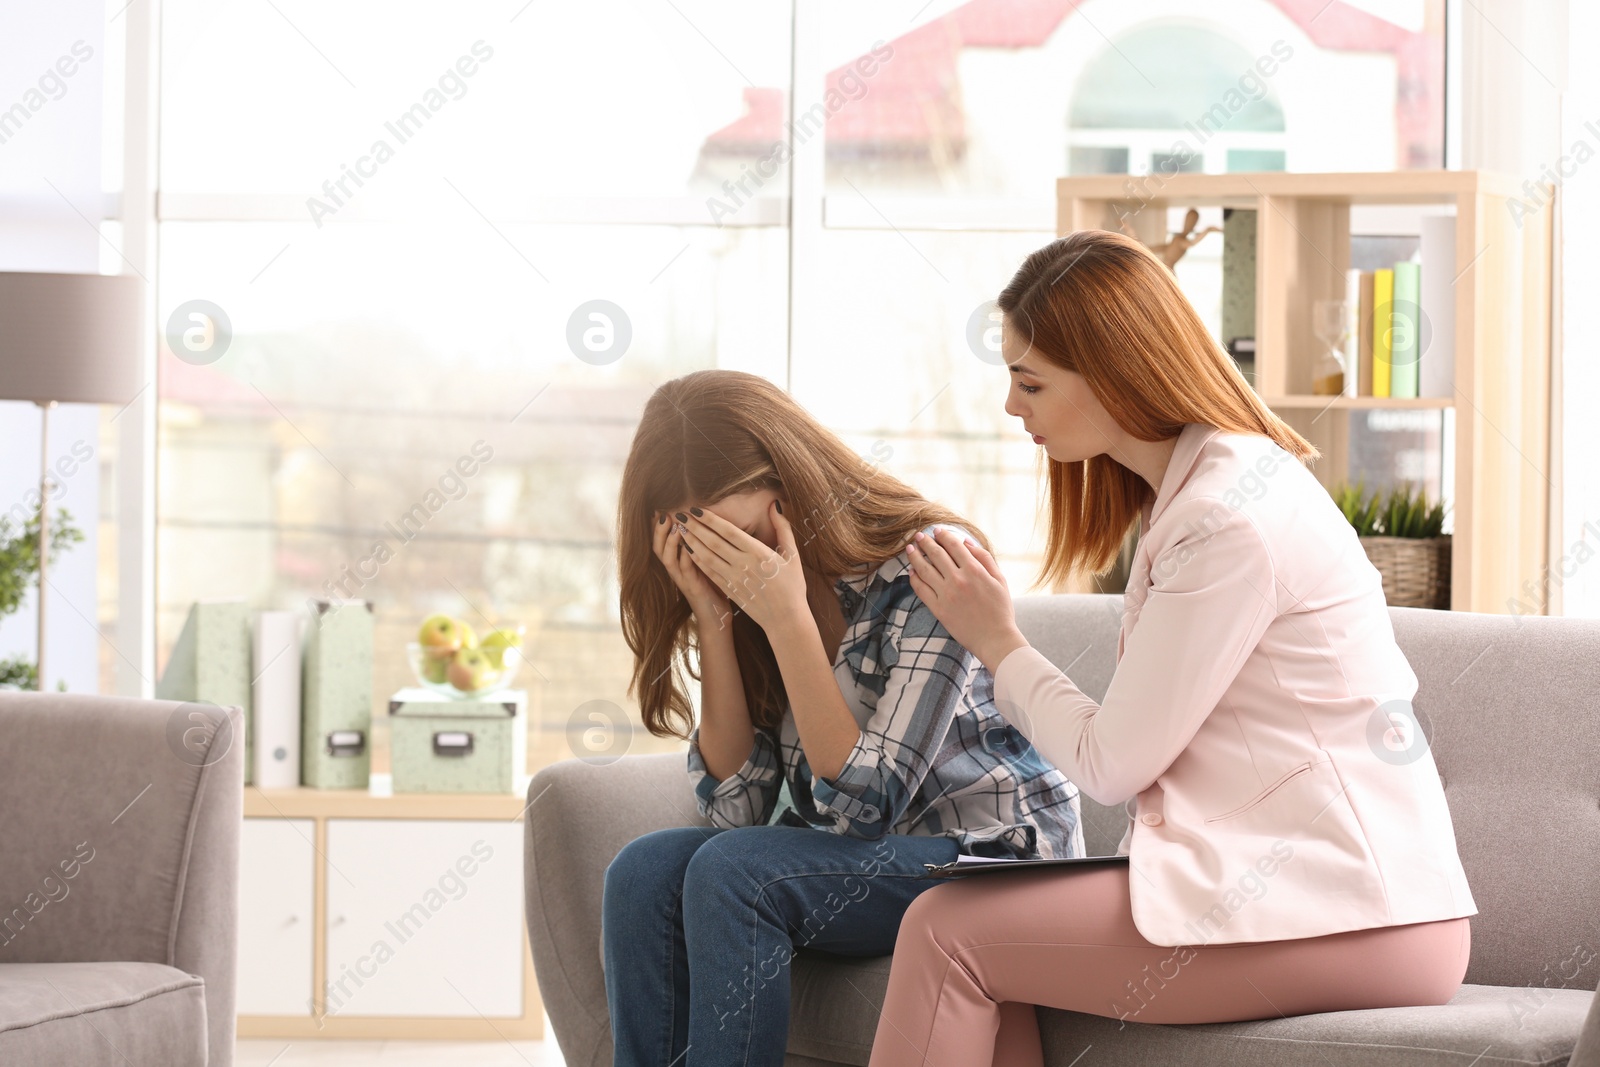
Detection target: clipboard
<box><xmin>919</xmin><ymin>853</ymin><xmax>1130</xmax><ymax>879</ymax></box>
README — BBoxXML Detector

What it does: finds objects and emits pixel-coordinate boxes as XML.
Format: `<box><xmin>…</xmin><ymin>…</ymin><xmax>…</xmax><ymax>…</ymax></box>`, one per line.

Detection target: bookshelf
<box><xmin>1057</xmin><ymin>170</ymin><xmax>1554</xmax><ymax>614</ymax></box>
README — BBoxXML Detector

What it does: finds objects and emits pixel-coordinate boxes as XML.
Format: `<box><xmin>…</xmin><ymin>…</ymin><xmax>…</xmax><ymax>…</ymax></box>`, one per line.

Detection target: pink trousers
<box><xmin>867</xmin><ymin>864</ymin><xmax>1472</xmax><ymax>1067</ymax></box>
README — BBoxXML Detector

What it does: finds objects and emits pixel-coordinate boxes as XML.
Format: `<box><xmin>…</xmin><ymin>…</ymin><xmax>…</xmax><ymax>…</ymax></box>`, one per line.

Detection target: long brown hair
<box><xmin>998</xmin><ymin>229</ymin><xmax>1317</xmax><ymax>588</ymax></box>
<box><xmin>618</xmin><ymin>369</ymin><xmax>994</xmax><ymax>740</ymax></box>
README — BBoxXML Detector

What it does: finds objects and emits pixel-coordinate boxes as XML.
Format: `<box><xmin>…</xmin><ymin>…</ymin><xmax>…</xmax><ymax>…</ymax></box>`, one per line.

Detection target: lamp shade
<box><xmin>0</xmin><ymin>271</ymin><xmax>145</xmax><ymax>405</ymax></box>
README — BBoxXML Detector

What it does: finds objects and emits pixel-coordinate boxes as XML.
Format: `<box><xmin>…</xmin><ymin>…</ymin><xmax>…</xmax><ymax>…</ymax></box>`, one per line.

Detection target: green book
<box><xmin>1221</xmin><ymin>208</ymin><xmax>1258</xmax><ymax>386</ymax></box>
<box><xmin>1390</xmin><ymin>260</ymin><xmax>1421</xmax><ymax>398</ymax></box>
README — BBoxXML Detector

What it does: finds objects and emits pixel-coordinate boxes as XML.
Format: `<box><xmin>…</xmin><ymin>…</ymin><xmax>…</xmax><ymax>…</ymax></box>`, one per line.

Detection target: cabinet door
<box><xmin>238</xmin><ymin>818</ymin><xmax>315</xmax><ymax>1016</ymax></box>
<box><xmin>324</xmin><ymin>819</ymin><xmax>523</xmax><ymax>1017</ymax></box>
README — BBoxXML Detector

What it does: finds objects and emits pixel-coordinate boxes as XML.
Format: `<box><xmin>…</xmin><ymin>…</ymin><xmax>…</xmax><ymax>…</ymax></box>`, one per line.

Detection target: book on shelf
<box><xmin>1336</xmin><ymin>226</ymin><xmax>1453</xmax><ymax>402</ymax></box>
<box><xmin>1391</xmin><ymin>260</ymin><xmax>1421</xmax><ymax>399</ymax></box>
<box><xmin>1342</xmin><ymin>268</ymin><xmax>1362</xmax><ymax>397</ymax></box>
<box><xmin>1222</xmin><ymin>208</ymin><xmax>1257</xmax><ymax>369</ymax></box>
<box><xmin>1356</xmin><ymin>271</ymin><xmax>1375</xmax><ymax>397</ymax></box>
<box><xmin>1419</xmin><ymin>215</ymin><xmax>1456</xmax><ymax>400</ymax></box>
<box><xmin>1372</xmin><ymin>267</ymin><xmax>1394</xmax><ymax>398</ymax></box>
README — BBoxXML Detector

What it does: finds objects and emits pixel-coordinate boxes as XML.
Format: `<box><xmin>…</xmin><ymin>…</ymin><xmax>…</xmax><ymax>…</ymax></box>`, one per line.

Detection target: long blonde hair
<box><xmin>617</xmin><ymin>369</ymin><xmax>993</xmax><ymax>739</ymax></box>
<box><xmin>997</xmin><ymin>229</ymin><xmax>1317</xmax><ymax>587</ymax></box>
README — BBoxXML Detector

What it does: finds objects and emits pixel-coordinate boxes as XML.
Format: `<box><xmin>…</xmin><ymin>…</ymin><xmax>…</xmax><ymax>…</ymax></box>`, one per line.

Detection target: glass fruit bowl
<box><xmin>406</xmin><ymin>641</ymin><xmax>523</xmax><ymax>699</ymax></box>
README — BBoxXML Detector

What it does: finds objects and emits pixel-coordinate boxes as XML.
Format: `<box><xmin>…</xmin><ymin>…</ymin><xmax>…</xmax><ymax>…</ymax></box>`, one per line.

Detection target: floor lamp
<box><xmin>0</xmin><ymin>272</ymin><xmax>145</xmax><ymax>691</ymax></box>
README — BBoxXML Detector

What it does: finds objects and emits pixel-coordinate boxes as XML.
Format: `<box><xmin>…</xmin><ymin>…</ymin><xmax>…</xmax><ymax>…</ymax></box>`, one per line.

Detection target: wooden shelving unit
<box><xmin>1057</xmin><ymin>170</ymin><xmax>1554</xmax><ymax>614</ymax></box>
<box><xmin>238</xmin><ymin>786</ymin><xmax>542</xmax><ymax>1041</ymax></box>
<box><xmin>1265</xmin><ymin>395</ymin><xmax>1456</xmax><ymax>411</ymax></box>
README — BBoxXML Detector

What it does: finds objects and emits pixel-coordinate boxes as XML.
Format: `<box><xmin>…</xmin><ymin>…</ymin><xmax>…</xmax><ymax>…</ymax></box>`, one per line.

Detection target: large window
<box><xmin>153</xmin><ymin>0</ymin><xmax>1448</xmax><ymax>772</ymax></box>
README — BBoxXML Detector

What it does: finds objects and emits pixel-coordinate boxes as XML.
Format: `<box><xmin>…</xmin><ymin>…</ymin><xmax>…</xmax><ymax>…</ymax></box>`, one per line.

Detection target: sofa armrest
<box><xmin>1570</xmin><ymin>978</ymin><xmax>1600</xmax><ymax>1067</ymax></box>
<box><xmin>524</xmin><ymin>751</ymin><xmax>709</xmax><ymax>1067</ymax></box>
<box><xmin>0</xmin><ymin>692</ymin><xmax>242</xmax><ymax>1067</ymax></box>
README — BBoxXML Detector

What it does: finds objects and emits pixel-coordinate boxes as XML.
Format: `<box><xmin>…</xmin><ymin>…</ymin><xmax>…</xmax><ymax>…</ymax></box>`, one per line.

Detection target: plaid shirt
<box><xmin>687</xmin><ymin>524</ymin><xmax>1084</xmax><ymax>859</ymax></box>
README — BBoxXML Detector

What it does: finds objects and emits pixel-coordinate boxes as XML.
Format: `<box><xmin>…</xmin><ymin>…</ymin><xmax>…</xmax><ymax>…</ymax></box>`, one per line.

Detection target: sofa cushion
<box><xmin>788</xmin><ymin>951</ymin><xmax>1593</xmax><ymax>1066</ymax></box>
<box><xmin>1034</xmin><ymin>984</ymin><xmax>1594</xmax><ymax>1067</ymax></box>
<box><xmin>0</xmin><ymin>961</ymin><xmax>207</xmax><ymax>1067</ymax></box>
<box><xmin>789</xmin><ymin>952</ymin><xmax>895</xmax><ymax>1065</ymax></box>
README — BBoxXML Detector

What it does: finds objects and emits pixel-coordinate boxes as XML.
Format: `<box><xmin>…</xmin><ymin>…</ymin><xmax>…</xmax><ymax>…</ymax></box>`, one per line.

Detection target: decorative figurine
<box><xmin>1120</xmin><ymin>207</ymin><xmax>1222</xmax><ymax>269</ymax></box>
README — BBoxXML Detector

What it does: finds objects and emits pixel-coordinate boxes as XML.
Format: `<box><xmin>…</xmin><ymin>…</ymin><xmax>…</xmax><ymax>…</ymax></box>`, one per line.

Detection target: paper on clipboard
<box><xmin>919</xmin><ymin>853</ymin><xmax>1130</xmax><ymax>879</ymax></box>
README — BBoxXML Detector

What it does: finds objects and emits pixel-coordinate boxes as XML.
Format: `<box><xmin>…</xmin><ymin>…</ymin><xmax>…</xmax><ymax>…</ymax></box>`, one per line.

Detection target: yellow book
<box><xmin>1357</xmin><ymin>272</ymin><xmax>1375</xmax><ymax>396</ymax></box>
<box><xmin>1372</xmin><ymin>268</ymin><xmax>1394</xmax><ymax>398</ymax></box>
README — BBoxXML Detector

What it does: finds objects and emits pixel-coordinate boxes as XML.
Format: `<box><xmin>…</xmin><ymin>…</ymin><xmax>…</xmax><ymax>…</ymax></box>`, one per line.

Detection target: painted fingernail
<box><xmin>775</xmin><ymin>500</ymin><xmax>783</xmax><ymax>514</ymax></box>
<box><xmin>658</xmin><ymin>514</ymin><xmax>666</xmax><ymax>525</ymax></box>
<box><xmin>685</xmin><ymin>544</ymin><xmax>694</xmax><ymax>554</ymax></box>
<box><xmin>675</xmin><ymin>512</ymin><xmax>687</xmax><ymax>522</ymax></box>
<box><xmin>690</xmin><ymin>506</ymin><xmax>703</xmax><ymax>517</ymax></box>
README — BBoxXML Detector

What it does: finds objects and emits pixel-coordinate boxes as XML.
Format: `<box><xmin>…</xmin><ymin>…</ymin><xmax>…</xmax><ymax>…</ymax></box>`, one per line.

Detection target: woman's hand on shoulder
<box><xmin>652</xmin><ymin>510</ymin><xmax>732</xmax><ymax>629</ymax></box>
<box><xmin>906</xmin><ymin>528</ymin><xmax>1029</xmax><ymax>673</ymax></box>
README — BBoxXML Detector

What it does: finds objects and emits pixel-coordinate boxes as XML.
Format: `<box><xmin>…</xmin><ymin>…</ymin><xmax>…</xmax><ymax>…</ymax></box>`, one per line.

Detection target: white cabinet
<box><xmin>237</xmin><ymin>791</ymin><xmax>541</xmax><ymax>1040</ymax></box>
<box><xmin>238</xmin><ymin>818</ymin><xmax>315</xmax><ymax>1016</ymax></box>
<box><xmin>323</xmin><ymin>819</ymin><xmax>524</xmax><ymax>1018</ymax></box>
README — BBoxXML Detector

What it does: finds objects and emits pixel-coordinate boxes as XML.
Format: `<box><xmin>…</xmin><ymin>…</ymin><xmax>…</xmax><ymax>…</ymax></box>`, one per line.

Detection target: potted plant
<box><xmin>0</xmin><ymin>508</ymin><xmax>85</xmax><ymax>690</ymax></box>
<box><xmin>1331</xmin><ymin>482</ymin><xmax>1451</xmax><ymax>610</ymax></box>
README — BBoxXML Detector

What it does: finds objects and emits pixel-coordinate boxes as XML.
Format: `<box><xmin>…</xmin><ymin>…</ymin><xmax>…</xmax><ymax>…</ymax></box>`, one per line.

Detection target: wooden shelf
<box><xmin>1058</xmin><ymin>170</ymin><xmax>1554</xmax><ymax>614</ymax></box>
<box><xmin>1055</xmin><ymin>169</ymin><xmax>1528</xmax><ymax>204</ymax></box>
<box><xmin>1264</xmin><ymin>395</ymin><xmax>1455</xmax><ymax>410</ymax></box>
<box><xmin>243</xmin><ymin>784</ymin><xmax>528</xmax><ymax>820</ymax></box>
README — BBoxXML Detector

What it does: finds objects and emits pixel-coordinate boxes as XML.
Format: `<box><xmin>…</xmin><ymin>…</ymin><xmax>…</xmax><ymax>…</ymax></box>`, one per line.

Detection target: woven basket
<box><xmin>1359</xmin><ymin>535</ymin><xmax>1452</xmax><ymax>609</ymax></box>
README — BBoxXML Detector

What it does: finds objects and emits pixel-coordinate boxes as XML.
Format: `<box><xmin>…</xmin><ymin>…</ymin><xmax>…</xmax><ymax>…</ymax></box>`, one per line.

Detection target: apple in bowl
<box><xmin>409</xmin><ymin>616</ymin><xmax>523</xmax><ymax>698</ymax></box>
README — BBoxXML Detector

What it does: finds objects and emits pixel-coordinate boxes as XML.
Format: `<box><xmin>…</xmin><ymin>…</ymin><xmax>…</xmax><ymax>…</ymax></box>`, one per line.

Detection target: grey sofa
<box><xmin>526</xmin><ymin>593</ymin><xmax>1600</xmax><ymax>1066</ymax></box>
<box><xmin>0</xmin><ymin>692</ymin><xmax>241</xmax><ymax>1066</ymax></box>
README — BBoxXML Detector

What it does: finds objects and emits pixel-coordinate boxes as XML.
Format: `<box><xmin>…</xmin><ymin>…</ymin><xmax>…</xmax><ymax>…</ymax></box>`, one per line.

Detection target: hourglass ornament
<box><xmin>1311</xmin><ymin>299</ymin><xmax>1353</xmax><ymax>397</ymax></box>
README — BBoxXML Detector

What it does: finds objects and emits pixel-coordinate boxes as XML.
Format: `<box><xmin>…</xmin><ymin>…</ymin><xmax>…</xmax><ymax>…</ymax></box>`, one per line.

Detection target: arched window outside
<box><xmin>1067</xmin><ymin>24</ymin><xmax>1288</xmax><ymax>175</ymax></box>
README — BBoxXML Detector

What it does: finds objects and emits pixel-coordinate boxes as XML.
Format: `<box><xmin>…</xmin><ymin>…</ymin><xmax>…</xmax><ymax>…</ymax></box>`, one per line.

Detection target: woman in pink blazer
<box><xmin>867</xmin><ymin>229</ymin><xmax>1476</xmax><ymax>1067</ymax></box>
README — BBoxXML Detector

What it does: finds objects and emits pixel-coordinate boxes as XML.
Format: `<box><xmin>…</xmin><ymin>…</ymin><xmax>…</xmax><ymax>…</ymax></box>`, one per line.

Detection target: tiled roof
<box><xmin>701</xmin><ymin>0</ymin><xmax>1438</xmax><ymax>164</ymax></box>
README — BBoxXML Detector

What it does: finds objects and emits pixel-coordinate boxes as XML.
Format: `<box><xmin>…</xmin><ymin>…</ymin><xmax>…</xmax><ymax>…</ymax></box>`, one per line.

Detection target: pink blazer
<box><xmin>994</xmin><ymin>422</ymin><xmax>1477</xmax><ymax>947</ymax></box>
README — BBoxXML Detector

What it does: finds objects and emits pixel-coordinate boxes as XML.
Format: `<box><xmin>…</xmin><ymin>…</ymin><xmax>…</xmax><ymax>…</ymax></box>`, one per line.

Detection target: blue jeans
<box><xmin>602</xmin><ymin>824</ymin><xmax>961</xmax><ymax>1067</ymax></box>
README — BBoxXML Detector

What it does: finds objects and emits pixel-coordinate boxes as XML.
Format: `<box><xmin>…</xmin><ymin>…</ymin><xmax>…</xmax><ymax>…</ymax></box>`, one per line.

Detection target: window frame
<box><xmin>111</xmin><ymin>0</ymin><xmax>1462</xmax><ymax>693</ymax></box>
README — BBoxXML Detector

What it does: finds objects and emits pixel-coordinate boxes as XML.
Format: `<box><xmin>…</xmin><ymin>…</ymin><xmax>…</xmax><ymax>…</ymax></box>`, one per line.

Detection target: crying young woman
<box><xmin>601</xmin><ymin>368</ymin><xmax>1084</xmax><ymax>1067</ymax></box>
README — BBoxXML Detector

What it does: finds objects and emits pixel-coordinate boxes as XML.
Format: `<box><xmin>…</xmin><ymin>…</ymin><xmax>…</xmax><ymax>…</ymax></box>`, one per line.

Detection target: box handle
<box><xmin>326</xmin><ymin>730</ymin><xmax>365</xmax><ymax>758</ymax></box>
<box><xmin>433</xmin><ymin>730</ymin><xmax>475</xmax><ymax>757</ymax></box>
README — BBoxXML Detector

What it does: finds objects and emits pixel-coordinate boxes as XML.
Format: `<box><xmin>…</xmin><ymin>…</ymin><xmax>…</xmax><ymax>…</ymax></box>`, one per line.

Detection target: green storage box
<box><xmin>388</xmin><ymin>687</ymin><xmax>527</xmax><ymax>794</ymax></box>
<box><xmin>301</xmin><ymin>598</ymin><xmax>373</xmax><ymax>789</ymax></box>
<box><xmin>156</xmin><ymin>600</ymin><xmax>253</xmax><ymax>782</ymax></box>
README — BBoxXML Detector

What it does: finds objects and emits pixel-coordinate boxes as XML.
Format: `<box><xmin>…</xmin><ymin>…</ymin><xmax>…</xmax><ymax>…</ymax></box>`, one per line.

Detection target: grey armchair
<box><xmin>0</xmin><ymin>692</ymin><xmax>241</xmax><ymax>1066</ymax></box>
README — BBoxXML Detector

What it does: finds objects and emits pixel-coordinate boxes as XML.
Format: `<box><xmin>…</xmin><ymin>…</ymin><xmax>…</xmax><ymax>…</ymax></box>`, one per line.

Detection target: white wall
<box><xmin>0</xmin><ymin>0</ymin><xmax>110</xmax><ymax>691</ymax></box>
